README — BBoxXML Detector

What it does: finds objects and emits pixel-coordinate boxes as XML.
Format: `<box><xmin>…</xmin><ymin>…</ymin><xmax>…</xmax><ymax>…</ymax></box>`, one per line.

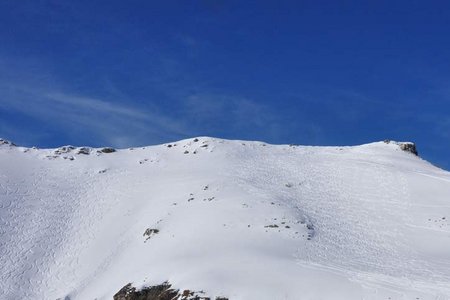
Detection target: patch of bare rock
<box><xmin>113</xmin><ymin>282</ymin><xmax>228</xmax><ymax>300</ymax></box>
<box><xmin>384</xmin><ymin>140</ymin><xmax>418</xmax><ymax>156</ymax></box>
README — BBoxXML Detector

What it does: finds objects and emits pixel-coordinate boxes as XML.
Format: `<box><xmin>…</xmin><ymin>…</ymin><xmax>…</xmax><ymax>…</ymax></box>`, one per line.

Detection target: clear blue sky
<box><xmin>0</xmin><ymin>1</ymin><xmax>449</xmax><ymax>169</ymax></box>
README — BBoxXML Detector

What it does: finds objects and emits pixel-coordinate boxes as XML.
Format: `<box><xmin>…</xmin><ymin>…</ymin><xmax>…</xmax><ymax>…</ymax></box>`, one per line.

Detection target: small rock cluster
<box><xmin>143</xmin><ymin>228</ymin><xmax>159</xmax><ymax>242</ymax></box>
<box><xmin>0</xmin><ymin>138</ymin><xmax>16</xmax><ymax>146</ymax></box>
<box><xmin>45</xmin><ymin>146</ymin><xmax>117</xmax><ymax>160</ymax></box>
<box><xmin>427</xmin><ymin>216</ymin><xmax>448</xmax><ymax>229</ymax></box>
<box><xmin>166</xmin><ymin>138</ymin><xmax>212</xmax><ymax>155</ymax></box>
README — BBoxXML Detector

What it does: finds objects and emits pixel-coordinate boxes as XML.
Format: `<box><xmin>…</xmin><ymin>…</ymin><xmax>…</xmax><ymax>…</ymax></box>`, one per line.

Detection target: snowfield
<box><xmin>1</xmin><ymin>137</ymin><xmax>449</xmax><ymax>300</ymax></box>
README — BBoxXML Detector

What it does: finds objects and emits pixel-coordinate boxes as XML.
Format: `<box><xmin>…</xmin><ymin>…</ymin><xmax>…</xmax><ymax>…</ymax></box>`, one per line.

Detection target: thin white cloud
<box><xmin>0</xmin><ymin>83</ymin><xmax>191</xmax><ymax>147</ymax></box>
<box><xmin>0</xmin><ymin>53</ymin><xmax>285</xmax><ymax>147</ymax></box>
<box><xmin>45</xmin><ymin>93</ymin><xmax>150</xmax><ymax>120</ymax></box>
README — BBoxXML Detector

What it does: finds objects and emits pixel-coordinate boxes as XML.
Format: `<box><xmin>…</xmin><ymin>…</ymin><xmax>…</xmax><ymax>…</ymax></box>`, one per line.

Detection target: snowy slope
<box><xmin>1</xmin><ymin>137</ymin><xmax>449</xmax><ymax>300</ymax></box>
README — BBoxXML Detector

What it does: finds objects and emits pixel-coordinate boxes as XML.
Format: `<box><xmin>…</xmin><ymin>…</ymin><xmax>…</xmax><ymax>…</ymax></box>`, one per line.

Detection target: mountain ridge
<box><xmin>1</xmin><ymin>137</ymin><xmax>449</xmax><ymax>300</ymax></box>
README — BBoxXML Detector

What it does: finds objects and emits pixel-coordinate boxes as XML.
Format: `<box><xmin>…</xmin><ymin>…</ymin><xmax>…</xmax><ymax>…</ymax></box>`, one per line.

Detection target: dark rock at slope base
<box><xmin>113</xmin><ymin>282</ymin><xmax>178</xmax><ymax>300</ymax></box>
<box><xmin>113</xmin><ymin>282</ymin><xmax>228</xmax><ymax>300</ymax></box>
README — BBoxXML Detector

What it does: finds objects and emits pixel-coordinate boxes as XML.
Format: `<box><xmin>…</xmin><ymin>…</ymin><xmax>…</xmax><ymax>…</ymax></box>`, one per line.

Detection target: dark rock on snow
<box><xmin>143</xmin><ymin>228</ymin><xmax>159</xmax><ymax>241</ymax></box>
<box><xmin>100</xmin><ymin>147</ymin><xmax>116</xmax><ymax>153</ymax></box>
<box><xmin>0</xmin><ymin>138</ymin><xmax>16</xmax><ymax>146</ymax></box>
<box><xmin>384</xmin><ymin>140</ymin><xmax>419</xmax><ymax>156</ymax></box>
<box><xmin>77</xmin><ymin>147</ymin><xmax>91</xmax><ymax>155</ymax></box>
<box><xmin>113</xmin><ymin>282</ymin><xmax>228</xmax><ymax>300</ymax></box>
<box><xmin>54</xmin><ymin>146</ymin><xmax>75</xmax><ymax>155</ymax></box>
<box><xmin>113</xmin><ymin>282</ymin><xmax>178</xmax><ymax>300</ymax></box>
<box><xmin>399</xmin><ymin>142</ymin><xmax>418</xmax><ymax>156</ymax></box>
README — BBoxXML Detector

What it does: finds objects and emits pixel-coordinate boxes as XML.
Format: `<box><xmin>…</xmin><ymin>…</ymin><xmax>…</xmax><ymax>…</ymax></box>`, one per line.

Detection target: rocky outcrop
<box><xmin>398</xmin><ymin>142</ymin><xmax>418</xmax><ymax>156</ymax></box>
<box><xmin>54</xmin><ymin>146</ymin><xmax>75</xmax><ymax>155</ymax></box>
<box><xmin>99</xmin><ymin>147</ymin><xmax>116</xmax><ymax>153</ymax></box>
<box><xmin>113</xmin><ymin>282</ymin><xmax>178</xmax><ymax>300</ymax></box>
<box><xmin>113</xmin><ymin>282</ymin><xmax>228</xmax><ymax>300</ymax></box>
<box><xmin>383</xmin><ymin>140</ymin><xmax>418</xmax><ymax>156</ymax></box>
<box><xmin>0</xmin><ymin>138</ymin><xmax>16</xmax><ymax>146</ymax></box>
<box><xmin>77</xmin><ymin>147</ymin><xmax>91</xmax><ymax>155</ymax></box>
<box><xmin>53</xmin><ymin>146</ymin><xmax>116</xmax><ymax>156</ymax></box>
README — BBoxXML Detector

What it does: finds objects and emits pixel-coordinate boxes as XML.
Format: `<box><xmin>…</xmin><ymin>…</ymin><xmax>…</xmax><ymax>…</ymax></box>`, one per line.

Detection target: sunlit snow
<box><xmin>1</xmin><ymin>137</ymin><xmax>449</xmax><ymax>299</ymax></box>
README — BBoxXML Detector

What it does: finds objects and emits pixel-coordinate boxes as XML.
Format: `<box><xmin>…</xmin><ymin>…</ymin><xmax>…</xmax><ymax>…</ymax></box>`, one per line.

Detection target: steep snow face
<box><xmin>1</xmin><ymin>138</ymin><xmax>449</xmax><ymax>300</ymax></box>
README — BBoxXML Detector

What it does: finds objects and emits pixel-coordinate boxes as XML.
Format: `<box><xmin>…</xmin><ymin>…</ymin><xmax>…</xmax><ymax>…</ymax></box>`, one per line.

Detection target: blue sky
<box><xmin>0</xmin><ymin>1</ymin><xmax>449</xmax><ymax>169</ymax></box>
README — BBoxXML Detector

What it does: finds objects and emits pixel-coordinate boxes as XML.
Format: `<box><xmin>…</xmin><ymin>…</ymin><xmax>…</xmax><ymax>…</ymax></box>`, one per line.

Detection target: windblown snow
<box><xmin>1</xmin><ymin>137</ymin><xmax>449</xmax><ymax>300</ymax></box>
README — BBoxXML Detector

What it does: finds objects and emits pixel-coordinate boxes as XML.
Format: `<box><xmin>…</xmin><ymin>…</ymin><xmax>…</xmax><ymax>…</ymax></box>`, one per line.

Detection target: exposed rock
<box><xmin>99</xmin><ymin>147</ymin><xmax>116</xmax><ymax>153</ymax></box>
<box><xmin>77</xmin><ymin>147</ymin><xmax>91</xmax><ymax>155</ymax></box>
<box><xmin>399</xmin><ymin>142</ymin><xmax>418</xmax><ymax>156</ymax></box>
<box><xmin>113</xmin><ymin>282</ymin><xmax>227</xmax><ymax>300</ymax></box>
<box><xmin>113</xmin><ymin>282</ymin><xmax>178</xmax><ymax>300</ymax></box>
<box><xmin>54</xmin><ymin>146</ymin><xmax>75</xmax><ymax>155</ymax></box>
<box><xmin>143</xmin><ymin>228</ymin><xmax>159</xmax><ymax>241</ymax></box>
<box><xmin>0</xmin><ymin>138</ymin><xmax>16</xmax><ymax>146</ymax></box>
<box><xmin>264</xmin><ymin>224</ymin><xmax>279</xmax><ymax>228</ymax></box>
<box><xmin>384</xmin><ymin>140</ymin><xmax>419</xmax><ymax>156</ymax></box>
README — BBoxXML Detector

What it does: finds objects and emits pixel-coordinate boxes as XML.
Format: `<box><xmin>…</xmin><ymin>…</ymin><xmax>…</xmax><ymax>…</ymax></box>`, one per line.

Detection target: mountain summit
<box><xmin>1</xmin><ymin>137</ymin><xmax>449</xmax><ymax>300</ymax></box>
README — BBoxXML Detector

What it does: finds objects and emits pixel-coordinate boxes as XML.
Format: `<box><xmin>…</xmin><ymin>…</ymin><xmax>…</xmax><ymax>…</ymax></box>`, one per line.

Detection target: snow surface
<box><xmin>1</xmin><ymin>137</ymin><xmax>449</xmax><ymax>300</ymax></box>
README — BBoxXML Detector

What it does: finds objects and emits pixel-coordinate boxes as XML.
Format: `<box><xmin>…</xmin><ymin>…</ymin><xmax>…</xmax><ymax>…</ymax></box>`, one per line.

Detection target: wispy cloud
<box><xmin>0</xmin><ymin>82</ymin><xmax>192</xmax><ymax>147</ymax></box>
<box><xmin>0</xmin><ymin>48</ymin><xmax>307</xmax><ymax>148</ymax></box>
<box><xmin>0</xmin><ymin>71</ymin><xmax>286</xmax><ymax>147</ymax></box>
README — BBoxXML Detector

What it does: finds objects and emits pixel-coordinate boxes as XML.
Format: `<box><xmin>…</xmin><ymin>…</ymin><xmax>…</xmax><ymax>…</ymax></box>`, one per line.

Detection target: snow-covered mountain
<box><xmin>1</xmin><ymin>137</ymin><xmax>449</xmax><ymax>300</ymax></box>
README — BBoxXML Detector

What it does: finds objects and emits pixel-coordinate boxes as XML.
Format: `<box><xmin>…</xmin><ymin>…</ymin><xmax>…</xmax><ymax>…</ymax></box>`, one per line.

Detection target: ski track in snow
<box><xmin>232</xmin><ymin>144</ymin><xmax>450</xmax><ymax>297</ymax></box>
<box><xmin>1</xmin><ymin>139</ymin><xmax>450</xmax><ymax>300</ymax></box>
